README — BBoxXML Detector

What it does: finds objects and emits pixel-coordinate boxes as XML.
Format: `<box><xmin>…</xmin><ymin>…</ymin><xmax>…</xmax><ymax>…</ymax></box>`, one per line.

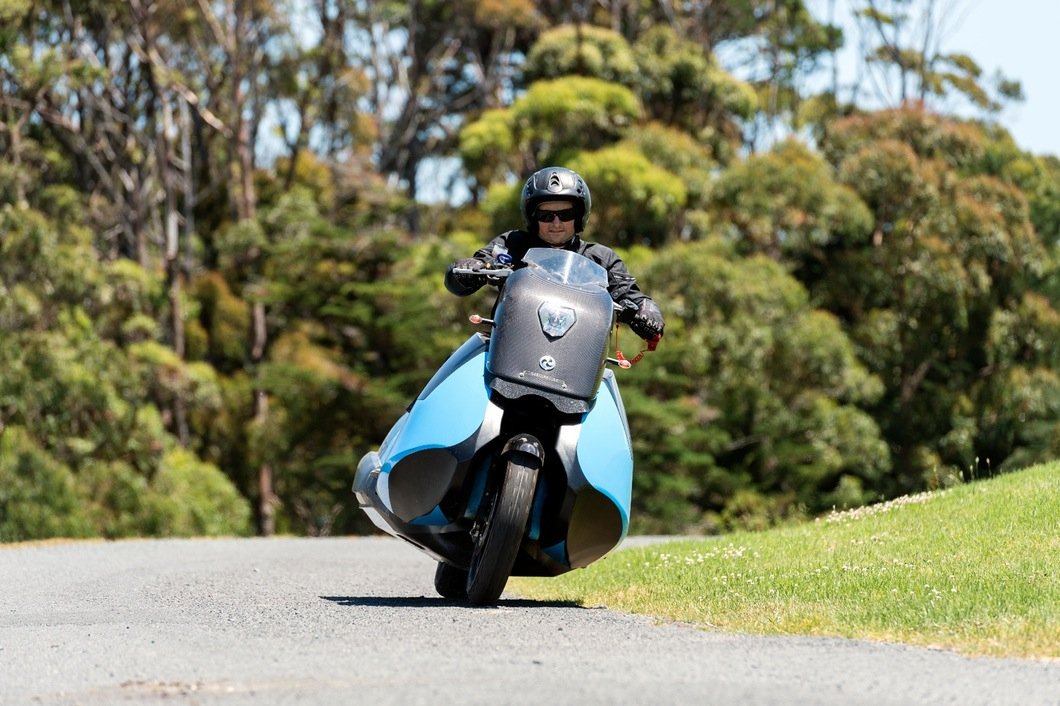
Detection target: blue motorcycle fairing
<box><xmin>549</xmin><ymin>369</ymin><xmax>631</xmax><ymax>569</ymax></box>
<box><xmin>415</xmin><ymin>332</ymin><xmax>490</xmax><ymax>404</ymax></box>
<box><xmin>372</xmin><ymin>334</ymin><xmax>492</xmax><ymax>521</ymax></box>
<box><xmin>576</xmin><ymin>369</ymin><xmax>633</xmax><ymax>516</ymax></box>
<box><xmin>384</xmin><ymin>335</ymin><xmax>489</xmax><ymax>459</ymax></box>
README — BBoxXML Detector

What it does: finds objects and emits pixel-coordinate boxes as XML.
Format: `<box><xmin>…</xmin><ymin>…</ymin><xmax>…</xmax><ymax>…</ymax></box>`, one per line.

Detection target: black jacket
<box><xmin>444</xmin><ymin>230</ymin><xmax>655</xmax><ymax>325</ymax></box>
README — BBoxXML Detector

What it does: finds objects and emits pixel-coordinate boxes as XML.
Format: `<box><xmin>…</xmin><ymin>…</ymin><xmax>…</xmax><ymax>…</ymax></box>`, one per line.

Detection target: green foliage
<box><xmin>523</xmin><ymin>24</ymin><xmax>638</xmax><ymax>86</ymax></box>
<box><xmin>981</xmin><ymin>137</ymin><xmax>1060</xmax><ymax>251</ymax></box>
<box><xmin>0</xmin><ymin>427</ymin><xmax>93</xmax><ymax>542</ymax></box>
<box><xmin>622</xmin><ymin>241</ymin><xmax>889</xmax><ymax>532</ymax></box>
<box><xmin>189</xmin><ymin>272</ymin><xmax>251</xmax><ymax>368</ymax></box>
<box><xmin>142</xmin><ymin>449</ymin><xmax>252</xmax><ymax>536</ymax></box>
<box><xmin>806</xmin><ymin>109</ymin><xmax>1060</xmax><ymax>493</ymax></box>
<box><xmin>0</xmin><ymin>0</ymin><xmax>31</xmax><ymax>22</ymax></box>
<box><xmin>34</xmin><ymin>185</ymin><xmax>83</xmax><ymax>223</ymax></box>
<box><xmin>2</xmin><ymin>2</ymin><xmax>1058</xmax><ymax>543</ymax></box>
<box><xmin>0</xmin><ymin>206</ymin><xmax>101</xmax><ymax>320</ymax></box>
<box><xmin>512</xmin><ymin>76</ymin><xmax>642</xmax><ymax>160</ymax></box>
<box><xmin>632</xmin><ymin>26</ymin><xmax>756</xmax><ymax>159</ymax></box>
<box><xmin>258</xmin><ymin>156</ymin><xmax>339</xmax><ymax>221</ymax></box>
<box><xmin>458</xmin><ymin>109</ymin><xmax>517</xmax><ymax>188</ymax></box>
<box><xmin>710</xmin><ymin>139</ymin><xmax>874</xmax><ymax>261</ymax></box>
<box><xmin>851</xmin><ymin>1</ymin><xmax>1020</xmax><ymax>117</ymax></box>
<box><xmin>75</xmin><ymin>439</ymin><xmax>251</xmax><ymax>541</ymax></box>
<box><xmin>480</xmin><ymin>180</ymin><xmax>525</xmax><ymax>235</ymax></box>
<box><xmin>4</xmin><ymin>317</ymin><xmax>137</xmax><ymax>468</ymax></box>
<box><xmin>178</xmin><ymin>186</ymin><xmax>491</xmax><ymax>535</ymax></box>
<box><xmin>823</xmin><ymin>108</ymin><xmax>987</xmax><ymax>172</ymax></box>
<box><xmin>95</xmin><ymin>259</ymin><xmax>165</xmax><ymax>342</ymax></box>
<box><xmin>569</xmin><ymin>147</ymin><xmax>687</xmax><ymax>247</ymax></box>
<box><xmin>129</xmin><ymin>341</ymin><xmax>223</xmax><ymax>420</ymax></box>
<box><xmin>615</xmin><ymin>122</ymin><xmax>717</xmax><ymax>207</ymax></box>
<box><xmin>0</xmin><ymin>205</ymin><xmax>256</xmax><ymax>541</ymax></box>
<box><xmin>459</xmin><ymin>73</ymin><xmax>643</xmax><ymax>197</ymax></box>
<box><xmin>76</xmin><ymin>459</ymin><xmax>151</xmax><ymax>538</ymax></box>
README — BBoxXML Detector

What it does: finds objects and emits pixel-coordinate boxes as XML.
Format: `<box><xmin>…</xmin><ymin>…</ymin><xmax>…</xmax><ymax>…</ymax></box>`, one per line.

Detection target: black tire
<box><xmin>434</xmin><ymin>561</ymin><xmax>468</xmax><ymax>600</ymax></box>
<box><xmin>465</xmin><ymin>453</ymin><xmax>539</xmax><ymax>605</ymax></box>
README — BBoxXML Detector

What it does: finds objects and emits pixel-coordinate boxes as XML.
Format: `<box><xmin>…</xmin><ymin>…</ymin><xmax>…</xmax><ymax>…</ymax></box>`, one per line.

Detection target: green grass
<box><xmin>512</xmin><ymin>463</ymin><xmax>1060</xmax><ymax>659</ymax></box>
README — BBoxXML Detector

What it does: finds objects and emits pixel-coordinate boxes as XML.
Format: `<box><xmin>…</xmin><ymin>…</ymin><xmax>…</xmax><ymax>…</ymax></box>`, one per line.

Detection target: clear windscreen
<box><xmin>522</xmin><ymin>248</ymin><xmax>608</xmax><ymax>290</ymax></box>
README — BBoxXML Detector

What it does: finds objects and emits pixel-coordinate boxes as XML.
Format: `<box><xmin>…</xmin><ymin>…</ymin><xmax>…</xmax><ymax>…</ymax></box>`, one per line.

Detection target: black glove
<box><xmin>629</xmin><ymin>299</ymin><xmax>665</xmax><ymax>341</ymax></box>
<box><xmin>450</xmin><ymin>258</ymin><xmax>487</xmax><ymax>288</ymax></box>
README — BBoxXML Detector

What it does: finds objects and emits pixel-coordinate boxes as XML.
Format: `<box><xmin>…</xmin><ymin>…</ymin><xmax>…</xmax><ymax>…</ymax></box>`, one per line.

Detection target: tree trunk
<box><xmin>159</xmin><ymin>95</ymin><xmax>189</xmax><ymax>446</ymax></box>
<box><xmin>3</xmin><ymin>103</ymin><xmax>30</xmax><ymax>207</ymax></box>
<box><xmin>251</xmin><ymin>303</ymin><xmax>275</xmax><ymax>536</ymax></box>
<box><xmin>179</xmin><ymin>99</ymin><xmax>196</xmax><ymax>279</ymax></box>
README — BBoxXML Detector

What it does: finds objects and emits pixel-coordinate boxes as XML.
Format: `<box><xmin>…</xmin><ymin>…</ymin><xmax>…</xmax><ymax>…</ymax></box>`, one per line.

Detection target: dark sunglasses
<box><xmin>533</xmin><ymin>207</ymin><xmax>577</xmax><ymax>223</ymax></box>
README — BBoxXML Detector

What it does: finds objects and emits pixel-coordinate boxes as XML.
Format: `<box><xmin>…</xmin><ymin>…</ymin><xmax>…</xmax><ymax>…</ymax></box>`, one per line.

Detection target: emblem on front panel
<box><xmin>538</xmin><ymin>302</ymin><xmax>576</xmax><ymax>338</ymax></box>
<box><xmin>539</xmin><ymin>355</ymin><xmax>556</xmax><ymax>371</ymax></box>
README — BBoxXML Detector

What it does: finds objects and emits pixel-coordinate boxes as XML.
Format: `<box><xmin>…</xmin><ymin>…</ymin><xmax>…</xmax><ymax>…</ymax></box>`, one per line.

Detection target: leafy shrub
<box><xmin>0</xmin><ymin>427</ymin><xmax>93</xmax><ymax>542</ymax></box>
<box><xmin>142</xmin><ymin>448</ymin><xmax>252</xmax><ymax>537</ymax></box>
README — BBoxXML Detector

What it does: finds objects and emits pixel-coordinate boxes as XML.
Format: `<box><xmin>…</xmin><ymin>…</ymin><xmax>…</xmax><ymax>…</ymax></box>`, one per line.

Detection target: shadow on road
<box><xmin>321</xmin><ymin>595</ymin><xmax>583</xmax><ymax>609</ymax></box>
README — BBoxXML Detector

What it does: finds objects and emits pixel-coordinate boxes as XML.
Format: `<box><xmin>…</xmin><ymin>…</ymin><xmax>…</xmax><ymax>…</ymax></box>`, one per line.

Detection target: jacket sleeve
<box><xmin>597</xmin><ymin>249</ymin><xmax>654</xmax><ymax>324</ymax></box>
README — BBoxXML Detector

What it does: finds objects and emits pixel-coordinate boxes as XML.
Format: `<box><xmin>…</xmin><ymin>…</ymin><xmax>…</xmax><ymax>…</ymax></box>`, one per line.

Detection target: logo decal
<box><xmin>538</xmin><ymin>302</ymin><xmax>576</xmax><ymax>337</ymax></box>
<box><xmin>539</xmin><ymin>355</ymin><xmax>556</xmax><ymax>371</ymax></box>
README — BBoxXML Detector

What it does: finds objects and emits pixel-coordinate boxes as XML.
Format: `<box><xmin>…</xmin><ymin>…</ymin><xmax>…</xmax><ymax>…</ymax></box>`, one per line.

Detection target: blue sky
<box><xmin>813</xmin><ymin>0</ymin><xmax>1059</xmax><ymax>157</ymax></box>
<box><xmin>950</xmin><ymin>0</ymin><xmax>1059</xmax><ymax>157</ymax></box>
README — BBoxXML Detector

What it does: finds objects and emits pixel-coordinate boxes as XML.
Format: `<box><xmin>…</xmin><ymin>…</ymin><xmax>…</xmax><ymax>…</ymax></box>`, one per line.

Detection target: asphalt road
<box><xmin>1</xmin><ymin>536</ymin><xmax>1057</xmax><ymax>706</ymax></box>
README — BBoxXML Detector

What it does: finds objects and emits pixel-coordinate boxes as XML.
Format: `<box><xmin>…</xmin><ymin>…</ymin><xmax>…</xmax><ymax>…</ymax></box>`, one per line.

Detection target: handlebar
<box><xmin>452</xmin><ymin>266</ymin><xmax>513</xmax><ymax>280</ymax></box>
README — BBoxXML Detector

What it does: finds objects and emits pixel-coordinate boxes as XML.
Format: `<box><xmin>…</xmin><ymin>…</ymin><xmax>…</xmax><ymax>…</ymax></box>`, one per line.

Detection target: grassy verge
<box><xmin>512</xmin><ymin>463</ymin><xmax>1060</xmax><ymax>659</ymax></box>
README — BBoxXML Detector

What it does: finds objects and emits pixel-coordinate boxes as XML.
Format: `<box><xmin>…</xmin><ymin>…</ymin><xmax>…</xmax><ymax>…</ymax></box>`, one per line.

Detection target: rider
<box><xmin>445</xmin><ymin>166</ymin><xmax>665</xmax><ymax>342</ymax></box>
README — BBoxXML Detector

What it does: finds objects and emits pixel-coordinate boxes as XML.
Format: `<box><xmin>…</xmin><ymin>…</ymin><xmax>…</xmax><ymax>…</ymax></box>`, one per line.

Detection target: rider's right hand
<box><xmin>452</xmin><ymin>258</ymin><xmax>487</xmax><ymax>288</ymax></box>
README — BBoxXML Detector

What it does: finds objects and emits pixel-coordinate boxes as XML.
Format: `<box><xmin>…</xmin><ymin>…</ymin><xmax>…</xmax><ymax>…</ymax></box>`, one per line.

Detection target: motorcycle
<box><xmin>353</xmin><ymin>247</ymin><xmax>652</xmax><ymax>604</ymax></box>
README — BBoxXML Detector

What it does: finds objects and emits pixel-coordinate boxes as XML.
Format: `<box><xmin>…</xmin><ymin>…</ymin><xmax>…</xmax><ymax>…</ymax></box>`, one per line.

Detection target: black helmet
<box><xmin>520</xmin><ymin>167</ymin><xmax>592</xmax><ymax>233</ymax></box>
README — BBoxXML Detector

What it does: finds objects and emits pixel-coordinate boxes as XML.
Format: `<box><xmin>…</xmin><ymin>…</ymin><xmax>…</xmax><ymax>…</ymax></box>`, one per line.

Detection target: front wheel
<box><xmin>466</xmin><ymin>452</ymin><xmax>539</xmax><ymax>605</ymax></box>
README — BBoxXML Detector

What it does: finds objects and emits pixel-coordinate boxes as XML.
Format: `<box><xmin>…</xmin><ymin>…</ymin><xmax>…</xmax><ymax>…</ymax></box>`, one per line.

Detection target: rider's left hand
<box><xmin>629</xmin><ymin>300</ymin><xmax>665</xmax><ymax>341</ymax></box>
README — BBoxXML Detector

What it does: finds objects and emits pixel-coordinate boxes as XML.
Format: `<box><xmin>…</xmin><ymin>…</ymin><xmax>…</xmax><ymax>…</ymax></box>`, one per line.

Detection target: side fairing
<box><xmin>575</xmin><ymin>369</ymin><xmax>633</xmax><ymax>516</ymax></box>
<box><xmin>384</xmin><ymin>335</ymin><xmax>489</xmax><ymax>462</ymax></box>
<box><xmin>375</xmin><ymin>334</ymin><xmax>492</xmax><ymax>520</ymax></box>
<box><xmin>543</xmin><ymin>369</ymin><xmax>632</xmax><ymax>569</ymax></box>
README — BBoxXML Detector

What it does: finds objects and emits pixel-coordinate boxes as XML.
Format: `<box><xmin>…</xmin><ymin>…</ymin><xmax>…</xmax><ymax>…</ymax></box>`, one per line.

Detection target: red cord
<box><xmin>614</xmin><ymin>326</ymin><xmax>660</xmax><ymax>366</ymax></box>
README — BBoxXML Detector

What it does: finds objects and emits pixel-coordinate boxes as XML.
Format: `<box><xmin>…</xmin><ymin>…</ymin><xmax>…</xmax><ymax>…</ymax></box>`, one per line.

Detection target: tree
<box><xmin>848</xmin><ymin>0</ymin><xmax>1023</xmax><ymax>114</ymax></box>
<box><xmin>0</xmin><ymin>427</ymin><xmax>94</xmax><ymax>542</ymax></box>
<box><xmin>3</xmin><ymin>0</ymin><xmax>1057</xmax><ymax>543</ymax></box>
<box><xmin>523</xmin><ymin>22</ymin><xmax>640</xmax><ymax>86</ymax></box>
<box><xmin>622</xmin><ymin>240</ymin><xmax>888</xmax><ymax>532</ymax></box>
<box><xmin>741</xmin><ymin>0</ymin><xmax>843</xmax><ymax>146</ymax></box>
<box><xmin>813</xmin><ymin>108</ymin><xmax>1055</xmax><ymax>490</ymax></box>
<box><xmin>342</xmin><ymin>0</ymin><xmax>539</xmax><ymax>218</ymax></box>
<box><xmin>3</xmin><ymin>0</ymin><xmax>160</xmax><ymax>264</ymax></box>
<box><xmin>520</xmin><ymin>23</ymin><xmax>758</xmax><ymax>162</ymax></box>
<box><xmin>633</xmin><ymin>25</ymin><xmax>757</xmax><ymax>159</ymax></box>
<box><xmin>0</xmin><ymin>206</ymin><xmax>251</xmax><ymax>541</ymax></box>
<box><xmin>709</xmin><ymin>138</ymin><xmax>873</xmax><ymax>267</ymax></box>
<box><xmin>459</xmin><ymin>74</ymin><xmax>642</xmax><ymax>196</ymax></box>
